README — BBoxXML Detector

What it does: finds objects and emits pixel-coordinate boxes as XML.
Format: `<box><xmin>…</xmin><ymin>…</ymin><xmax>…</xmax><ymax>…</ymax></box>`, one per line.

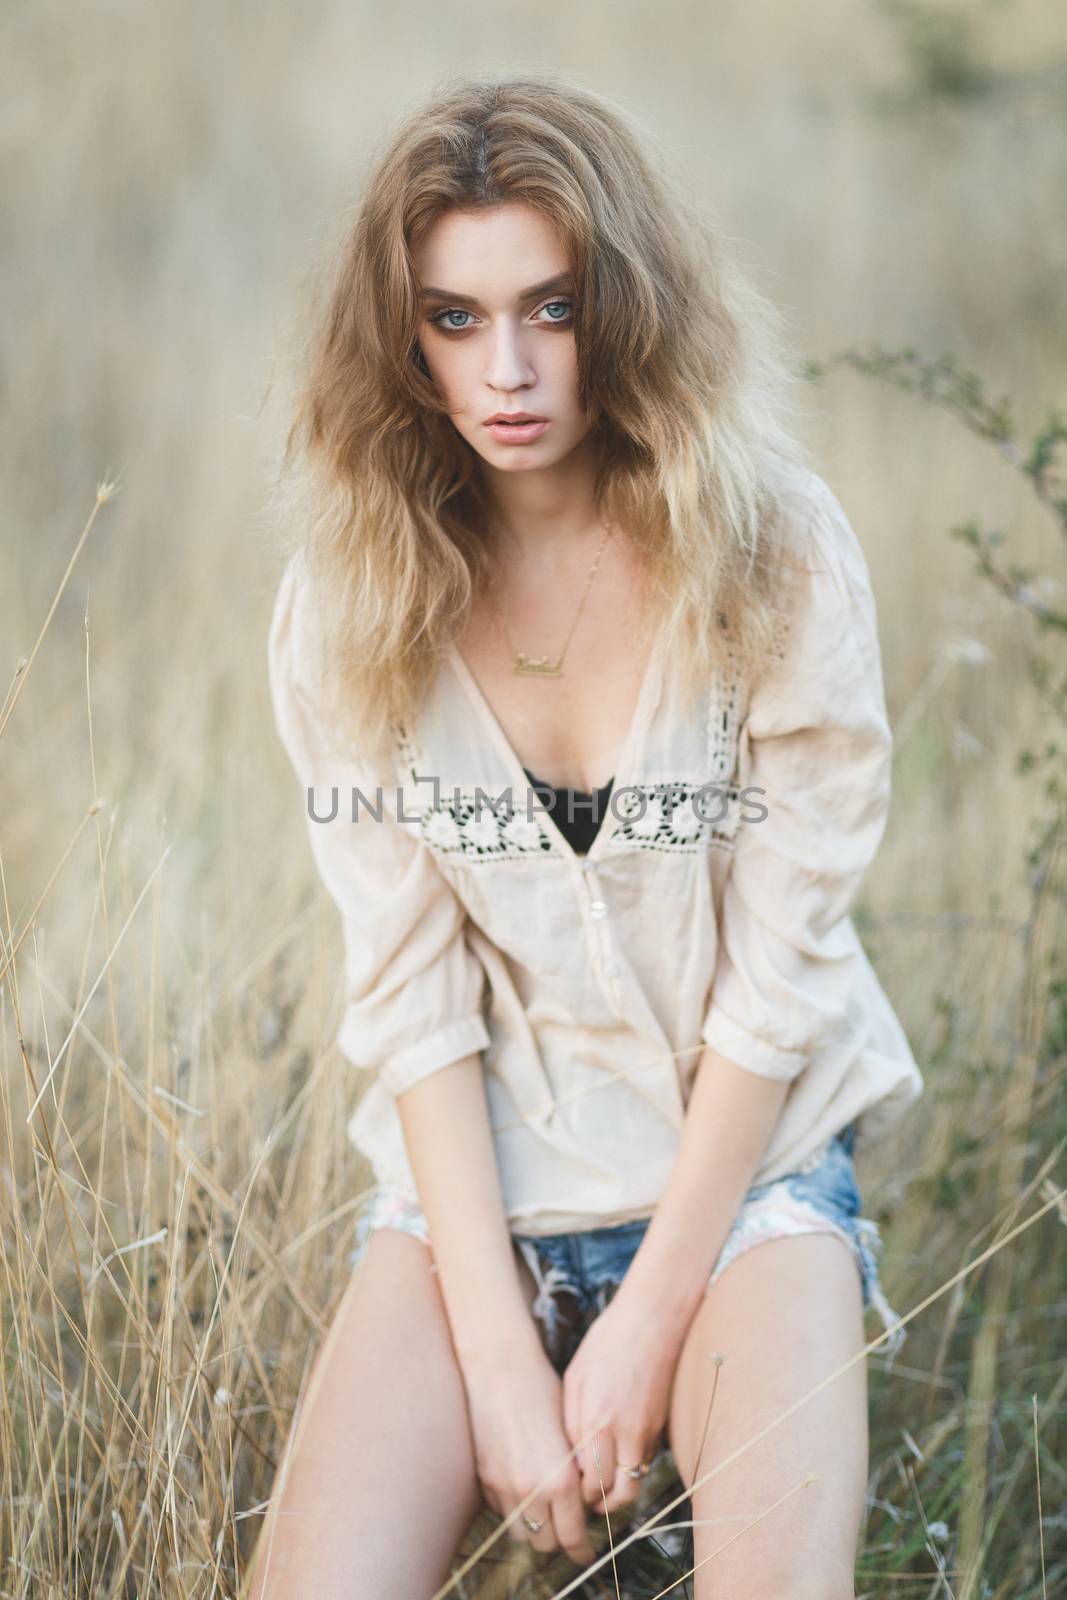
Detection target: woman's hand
<box><xmin>462</xmin><ymin>1338</ymin><xmax>598</xmax><ymax>1568</ymax></box>
<box><xmin>561</xmin><ymin>1283</ymin><xmax>681</xmax><ymax>1514</ymax></box>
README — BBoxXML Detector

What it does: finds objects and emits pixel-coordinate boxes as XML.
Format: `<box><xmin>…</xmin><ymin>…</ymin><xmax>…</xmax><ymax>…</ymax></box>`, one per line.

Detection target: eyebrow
<box><xmin>417</xmin><ymin>272</ymin><xmax>575</xmax><ymax>307</ymax></box>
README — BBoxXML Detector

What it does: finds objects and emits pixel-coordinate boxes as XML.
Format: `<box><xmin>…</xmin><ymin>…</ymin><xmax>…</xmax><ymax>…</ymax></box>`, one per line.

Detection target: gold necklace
<box><xmin>487</xmin><ymin>525</ymin><xmax>614</xmax><ymax>678</ymax></box>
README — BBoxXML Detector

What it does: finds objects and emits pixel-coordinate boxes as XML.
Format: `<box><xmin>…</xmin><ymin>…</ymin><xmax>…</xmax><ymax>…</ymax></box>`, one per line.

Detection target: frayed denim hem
<box><xmin>348</xmin><ymin>1155</ymin><xmax>909</xmax><ymax>1369</ymax></box>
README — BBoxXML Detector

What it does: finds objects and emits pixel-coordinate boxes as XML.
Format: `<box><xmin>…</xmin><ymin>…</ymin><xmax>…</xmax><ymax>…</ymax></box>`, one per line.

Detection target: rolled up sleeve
<box><xmin>267</xmin><ymin>556</ymin><xmax>490</xmax><ymax>1097</ymax></box>
<box><xmin>701</xmin><ymin>480</ymin><xmax>893</xmax><ymax>1083</ymax></box>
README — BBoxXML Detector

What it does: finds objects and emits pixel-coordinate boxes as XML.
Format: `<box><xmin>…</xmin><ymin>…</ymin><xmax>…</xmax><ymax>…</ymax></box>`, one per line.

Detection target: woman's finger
<box><xmin>580</xmin><ymin>1423</ymin><xmax>616</xmax><ymax>1506</ymax></box>
<box><xmin>512</xmin><ymin>1497</ymin><xmax>557</xmax><ymax>1555</ymax></box>
<box><xmin>604</xmin><ymin>1433</ymin><xmax>653</xmax><ymax>1510</ymax></box>
<box><xmin>551</xmin><ymin>1478</ymin><xmax>597</xmax><ymax>1567</ymax></box>
<box><xmin>608</xmin><ymin>1467</ymin><xmax>643</xmax><ymax>1509</ymax></box>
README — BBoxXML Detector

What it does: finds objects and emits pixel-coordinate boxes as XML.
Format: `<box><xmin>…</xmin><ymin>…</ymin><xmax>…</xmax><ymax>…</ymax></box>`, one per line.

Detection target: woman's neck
<box><xmin>481</xmin><ymin>440</ymin><xmax>603</xmax><ymax>566</ymax></box>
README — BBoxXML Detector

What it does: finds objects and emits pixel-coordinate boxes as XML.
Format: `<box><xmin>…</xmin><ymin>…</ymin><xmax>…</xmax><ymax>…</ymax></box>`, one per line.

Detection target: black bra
<box><xmin>523</xmin><ymin>766</ymin><xmax>615</xmax><ymax>856</ymax></box>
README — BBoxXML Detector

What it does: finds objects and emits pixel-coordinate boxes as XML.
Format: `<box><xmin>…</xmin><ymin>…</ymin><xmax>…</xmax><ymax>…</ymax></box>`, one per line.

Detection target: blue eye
<box><xmin>428</xmin><ymin>298</ymin><xmax>575</xmax><ymax>334</ymax></box>
<box><xmin>432</xmin><ymin>308</ymin><xmax>474</xmax><ymax>331</ymax></box>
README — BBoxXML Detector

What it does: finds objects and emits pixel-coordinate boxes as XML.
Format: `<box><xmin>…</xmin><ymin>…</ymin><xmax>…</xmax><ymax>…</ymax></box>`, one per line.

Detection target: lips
<box><xmin>484</xmin><ymin>417</ymin><xmax>551</xmax><ymax>445</ymax></box>
<box><xmin>484</xmin><ymin>413</ymin><xmax>548</xmax><ymax>426</ymax></box>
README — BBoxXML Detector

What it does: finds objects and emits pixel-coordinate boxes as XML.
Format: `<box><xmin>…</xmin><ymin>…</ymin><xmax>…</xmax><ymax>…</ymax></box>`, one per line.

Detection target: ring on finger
<box><xmin>617</xmin><ymin>1459</ymin><xmax>651</xmax><ymax>1480</ymax></box>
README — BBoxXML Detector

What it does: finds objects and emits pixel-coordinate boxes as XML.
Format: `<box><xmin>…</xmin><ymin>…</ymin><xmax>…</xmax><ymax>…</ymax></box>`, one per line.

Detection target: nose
<box><xmin>484</xmin><ymin>316</ymin><xmax>536</xmax><ymax>395</ymax></box>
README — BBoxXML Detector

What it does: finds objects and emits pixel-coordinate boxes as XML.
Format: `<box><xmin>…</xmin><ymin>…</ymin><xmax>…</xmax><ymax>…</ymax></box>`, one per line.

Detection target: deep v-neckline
<box><xmin>446</xmin><ymin>628</ymin><xmax>665</xmax><ymax>865</ymax></box>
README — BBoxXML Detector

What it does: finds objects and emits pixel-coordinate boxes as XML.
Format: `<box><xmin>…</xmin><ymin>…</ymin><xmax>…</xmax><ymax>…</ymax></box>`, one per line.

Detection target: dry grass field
<box><xmin>2</xmin><ymin>2</ymin><xmax>1066</xmax><ymax>1595</ymax></box>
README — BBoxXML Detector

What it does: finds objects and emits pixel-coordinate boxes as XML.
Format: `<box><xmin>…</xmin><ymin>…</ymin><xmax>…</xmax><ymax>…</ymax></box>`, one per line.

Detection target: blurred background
<box><xmin>3</xmin><ymin>2</ymin><xmax>1066</xmax><ymax>1595</ymax></box>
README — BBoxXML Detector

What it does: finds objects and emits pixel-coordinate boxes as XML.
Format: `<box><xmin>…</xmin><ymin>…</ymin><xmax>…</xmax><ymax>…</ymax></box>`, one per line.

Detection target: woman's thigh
<box><xmin>667</xmin><ymin>1231</ymin><xmax>869</xmax><ymax>1600</ymax></box>
<box><xmin>245</xmin><ymin>1228</ymin><xmax>486</xmax><ymax>1600</ymax></box>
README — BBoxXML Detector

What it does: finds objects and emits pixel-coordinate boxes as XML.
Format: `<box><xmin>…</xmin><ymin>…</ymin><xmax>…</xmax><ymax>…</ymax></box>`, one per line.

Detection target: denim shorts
<box><xmin>349</xmin><ymin>1122</ymin><xmax>907</xmax><ymax>1377</ymax></box>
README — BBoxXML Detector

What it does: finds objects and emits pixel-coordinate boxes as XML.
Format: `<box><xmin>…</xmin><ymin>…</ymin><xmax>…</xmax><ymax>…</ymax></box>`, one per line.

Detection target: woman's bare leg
<box><xmin>246</xmin><ymin>1226</ymin><xmax>534</xmax><ymax>1600</ymax></box>
<box><xmin>667</xmin><ymin>1232</ymin><xmax>869</xmax><ymax>1600</ymax></box>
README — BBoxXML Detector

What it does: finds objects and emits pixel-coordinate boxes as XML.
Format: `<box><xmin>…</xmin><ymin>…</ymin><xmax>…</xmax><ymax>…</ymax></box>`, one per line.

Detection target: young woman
<box><xmin>251</xmin><ymin>71</ymin><xmax>923</xmax><ymax>1600</ymax></box>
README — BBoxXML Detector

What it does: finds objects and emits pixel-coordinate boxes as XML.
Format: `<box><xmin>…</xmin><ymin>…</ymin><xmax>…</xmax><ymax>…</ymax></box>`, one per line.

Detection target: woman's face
<box><xmin>412</xmin><ymin>202</ymin><xmax>595</xmax><ymax>476</ymax></box>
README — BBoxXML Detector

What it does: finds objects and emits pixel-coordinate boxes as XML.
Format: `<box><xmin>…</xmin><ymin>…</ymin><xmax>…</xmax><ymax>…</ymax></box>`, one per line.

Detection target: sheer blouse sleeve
<box><xmin>267</xmin><ymin>555</ymin><xmax>490</xmax><ymax>1097</ymax></box>
<box><xmin>700</xmin><ymin>478</ymin><xmax>894</xmax><ymax>1083</ymax></box>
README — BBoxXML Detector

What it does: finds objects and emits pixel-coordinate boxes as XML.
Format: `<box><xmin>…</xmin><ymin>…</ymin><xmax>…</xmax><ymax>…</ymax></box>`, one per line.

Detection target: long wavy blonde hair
<box><xmin>270</xmin><ymin>69</ymin><xmax>815</xmax><ymax>769</ymax></box>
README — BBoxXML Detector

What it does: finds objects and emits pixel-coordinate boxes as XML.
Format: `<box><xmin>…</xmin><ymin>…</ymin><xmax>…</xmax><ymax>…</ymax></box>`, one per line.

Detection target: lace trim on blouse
<box><xmin>393</xmin><ymin>625</ymin><xmax>754</xmax><ymax>864</ymax></box>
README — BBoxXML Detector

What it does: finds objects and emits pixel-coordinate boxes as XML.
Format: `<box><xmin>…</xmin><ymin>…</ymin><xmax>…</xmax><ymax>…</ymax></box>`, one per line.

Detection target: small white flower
<box><xmin>463</xmin><ymin>811</ymin><xmax>502</xmax><ymax>850</ymax></box>
<box><xmin>943</xmin><ymin>637</ymin><xmax>991</xmax><ymax>666</ymax></box>
<box><xmin>952</xmin><ymin>722</ymin><xmax>985</xmax><ymax>761</ymax></box>
<box><xmin>424</xmin><ymin>809</ymin><xmax>461</xmax><ymax>849</ymax></box>
<box><xmin>669</xmin><ymin>800</ymin><xmax>703</xmax><ymax>840</ymax></box>
<box><xmin>926</xmin><ymin>1520</ymin><xmax>949</xmax><ymax>1542</ymax></box>
<box><xmin>503</xmin><ymin>812</ymin><xmax>543</xmax><ymax>850</ymax></box>
<box><xmin>213</xmin><ymin>1386</ymin><xmax>231</xmax><ymax>1406</ymax></box>
<box><xmin>632</xmin><ymin>796</ymin><xmax>665</xmax><ymax>837</ymax></box>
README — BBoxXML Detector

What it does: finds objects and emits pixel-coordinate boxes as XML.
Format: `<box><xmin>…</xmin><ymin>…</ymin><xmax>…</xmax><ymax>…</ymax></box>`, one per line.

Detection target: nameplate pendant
<box><xmin>512</xmin><ymin>653</ymin><xmax>563</xmax><ymax>678</ymax></box>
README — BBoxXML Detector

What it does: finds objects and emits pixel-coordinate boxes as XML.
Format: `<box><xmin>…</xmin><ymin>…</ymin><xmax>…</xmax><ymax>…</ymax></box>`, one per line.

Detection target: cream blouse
<box><xmin>267</xmin><ymin>463</ymin><xmax>923</xmax><ymax>1236</ymax></box>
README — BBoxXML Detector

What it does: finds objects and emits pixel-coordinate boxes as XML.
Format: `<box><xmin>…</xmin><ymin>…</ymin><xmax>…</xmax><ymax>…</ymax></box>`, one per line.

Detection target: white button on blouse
<box><xmin>267</xmin><ymin>463</ymin><xmax>924</xmax><ymax>1235</ymax></box>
